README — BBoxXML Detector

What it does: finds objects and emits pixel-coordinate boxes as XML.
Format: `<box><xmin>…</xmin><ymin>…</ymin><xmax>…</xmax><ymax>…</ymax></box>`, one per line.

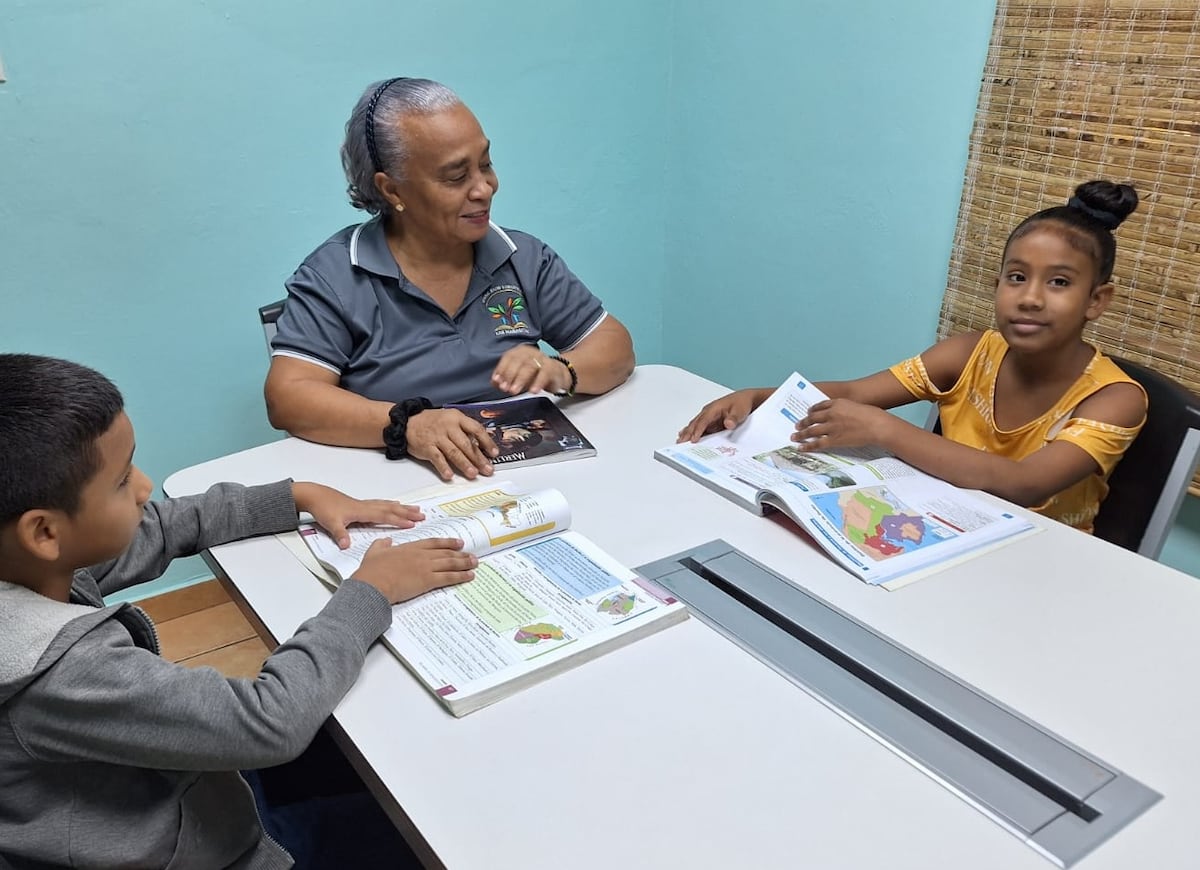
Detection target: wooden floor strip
<box><xmin>156</xmin><ymin>601</ymin><xmax>257</xmax><ymax>662</ymax></box>
<box><xmin>179</xmin><ymin>637</ymin><xmax>273</xmax><ymax>679</ymax></box>
<box><xmin>139</xmin><ymin>579</ymin><xmax>274</xmax><ymax>679</ymax></box>
<box><xmin>138</xmin><ymin>578</ymin><xmax>229</xmax><ymax>623</ymax></box>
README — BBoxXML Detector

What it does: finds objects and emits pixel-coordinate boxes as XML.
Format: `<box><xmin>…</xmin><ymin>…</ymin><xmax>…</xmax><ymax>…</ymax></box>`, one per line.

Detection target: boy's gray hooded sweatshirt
<box><xmin>0</xmin><ymin>481</ymin><xmax>391</xmax><ymax>869</ymax></box>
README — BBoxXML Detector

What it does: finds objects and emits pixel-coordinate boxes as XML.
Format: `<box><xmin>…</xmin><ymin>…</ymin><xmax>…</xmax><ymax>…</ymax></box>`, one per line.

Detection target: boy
<box><xmin>0</xmin><ymin>354</ymin><xmax>476</xmax><ymax>868</ymax></box>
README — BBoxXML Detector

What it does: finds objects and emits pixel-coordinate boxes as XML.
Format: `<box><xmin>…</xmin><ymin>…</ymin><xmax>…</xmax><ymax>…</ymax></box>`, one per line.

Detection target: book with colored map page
<box><xmin>445</xmin><ymin>395</ymin><xmax>596</xmax><ymax>469</ymax></box>
<box><xmin>298</xmin><ymin>481</ymin><xmax>687</xmax><ymax>716</ymax></box>
<box><xmin>654</xmin><ymin>372</ymin><xmax>1038</xmax><ymax>590</ymax></box>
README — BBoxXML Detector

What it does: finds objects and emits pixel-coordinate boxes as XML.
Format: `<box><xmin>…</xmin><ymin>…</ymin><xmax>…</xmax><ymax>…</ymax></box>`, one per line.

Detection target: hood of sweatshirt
<box><xmin>0</xmin><ymin>578</ymin><xmax>157</xmax><ymax>704</ymax></box>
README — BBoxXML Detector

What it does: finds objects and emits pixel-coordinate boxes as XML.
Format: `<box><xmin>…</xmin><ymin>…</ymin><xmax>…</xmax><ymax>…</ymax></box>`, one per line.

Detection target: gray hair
<box><xmin>341</xmin><ymin>77</ymin><xmax>463</xmax><ymax>214</ymax></box>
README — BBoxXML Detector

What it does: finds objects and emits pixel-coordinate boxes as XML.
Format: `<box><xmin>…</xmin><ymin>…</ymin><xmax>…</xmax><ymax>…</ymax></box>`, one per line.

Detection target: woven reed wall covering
<box><xmin>941</xmin><ymin>0</ymin><xmax>1200</xmax><ymax>494</ymax></box>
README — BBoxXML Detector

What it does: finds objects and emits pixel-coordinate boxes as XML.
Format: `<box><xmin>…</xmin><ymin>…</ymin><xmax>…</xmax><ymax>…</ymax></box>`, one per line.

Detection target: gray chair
<box><xmin>1092</xmin><ymin>357</ymin><xmax>1200</xmax><ymax>559</ymax></box>
<box><xmin>924</xmin><ymin>358</ymin><xmax>1200</xmax><ymax>559</ymax></box>
<box><xmin>258</xmin><ymin>299</ymin><xmax>285</xmax><ymax>355</ymax></box>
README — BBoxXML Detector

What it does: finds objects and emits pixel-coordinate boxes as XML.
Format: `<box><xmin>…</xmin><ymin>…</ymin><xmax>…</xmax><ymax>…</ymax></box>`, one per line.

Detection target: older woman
<box><xmin>265</xmin><ymin>77</ymin><xmax>635</xmax><ymax>480</ymax></box>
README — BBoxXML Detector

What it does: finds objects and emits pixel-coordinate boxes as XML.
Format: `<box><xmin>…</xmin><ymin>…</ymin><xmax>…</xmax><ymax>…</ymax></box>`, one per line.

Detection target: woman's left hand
<box><xmin>792</xmin><ymin>399</ymin><xmax>893</xmax><ymax>452</ymax></box>
<box><xmin>292</xmin><ymin>482</ymin><xmax>424</xmax><ymax>549</ymax></box>
<box><xmin>491</xmin><ymin>345</ymin><xmax>569</xmax><ymax>395</ymax></box>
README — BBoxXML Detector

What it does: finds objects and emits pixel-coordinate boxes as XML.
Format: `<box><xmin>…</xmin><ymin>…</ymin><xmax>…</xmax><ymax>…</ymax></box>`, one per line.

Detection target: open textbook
<box><xmin>655</xmin><ymin>373</ymin><xmax>1037</xmax><ymax>589</ymax></box>
<box><xmin>298</xmin><ymin>482</ymin><xmax>687</xmax><ymax>716</ymax></box>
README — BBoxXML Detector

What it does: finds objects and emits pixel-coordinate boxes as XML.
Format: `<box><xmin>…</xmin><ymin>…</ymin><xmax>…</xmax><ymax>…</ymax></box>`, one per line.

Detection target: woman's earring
<box><xmin>395</xmin><ymin>203</ymin><xmax>405</xmax><ymax>213</ymax></box>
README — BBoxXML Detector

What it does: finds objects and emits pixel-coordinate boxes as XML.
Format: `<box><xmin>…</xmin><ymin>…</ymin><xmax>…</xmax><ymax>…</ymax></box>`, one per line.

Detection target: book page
<box><xmin>656</xmin><ymin>372</ymin><xmax>1036</xmax><ymax>588</ymax></box>
<box><xmin>761</xmin><ymin>473</ymin><xmax>1036</xmax><ymax>588</ymax></box>
<box><xmin>656</xmin><ymin>374</ymin><xmax>901</xmax><ymax>505</ymax></box>
<box><xmin>381</xmin><ymin>530</ymin><xmax>685</xmax><ymax>708</ymax></box>
<box><xmin>300</xmin><ymin>482</ymin><xmax>571</xmax><ymax>582</ymax></box>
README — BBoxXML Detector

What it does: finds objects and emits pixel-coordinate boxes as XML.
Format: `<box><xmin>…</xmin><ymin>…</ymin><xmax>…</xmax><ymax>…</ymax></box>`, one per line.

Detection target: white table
<box><xmin>165</xmin><ymin>365</ymin><xmax>1200</xmax><ymax>870</ymax></box>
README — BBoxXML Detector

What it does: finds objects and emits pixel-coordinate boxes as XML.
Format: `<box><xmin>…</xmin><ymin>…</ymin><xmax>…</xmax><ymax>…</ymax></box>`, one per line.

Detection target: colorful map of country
<box><xmin>814</xmin><ymin>487</ymin><xmax>934</xmax><ymax>562</ymax></box>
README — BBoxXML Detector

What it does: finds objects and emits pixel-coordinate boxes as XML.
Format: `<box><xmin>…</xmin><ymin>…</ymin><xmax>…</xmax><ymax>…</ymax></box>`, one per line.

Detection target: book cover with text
<box><xmin>447</xmin><ymin>396</ymin><xmax>596</xmax><ymax>468</ymax></box>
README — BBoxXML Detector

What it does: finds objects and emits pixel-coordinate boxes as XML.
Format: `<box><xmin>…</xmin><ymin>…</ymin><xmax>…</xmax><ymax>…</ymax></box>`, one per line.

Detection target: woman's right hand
<box><xmin>676</xmin><ymin>388</ymin><xmax>772</xmax><ymax>443</ymax></box>
<box><xmin>406</xmin><ymin>408</ymin><xmax>499</xmax><ymax>481</ymax></box>
<box><xmin>353</xmin><ymin>538</ymin><xmax>477</xmax><ymax>603</ymax></box>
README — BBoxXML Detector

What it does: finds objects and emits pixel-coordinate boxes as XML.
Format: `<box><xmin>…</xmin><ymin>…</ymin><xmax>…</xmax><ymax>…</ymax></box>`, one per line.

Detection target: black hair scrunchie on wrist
<box><xmin>383</xmin><ymin>397</ymin><xmax>434</xmax><ymax>460</ymax></box>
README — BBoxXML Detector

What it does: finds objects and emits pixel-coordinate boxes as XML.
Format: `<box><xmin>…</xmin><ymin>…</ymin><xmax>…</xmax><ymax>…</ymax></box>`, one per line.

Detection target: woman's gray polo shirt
<box><xmin>271</xmin><ymin>219</ymin><xmax>608</xmax><ymax>406</ymax></box>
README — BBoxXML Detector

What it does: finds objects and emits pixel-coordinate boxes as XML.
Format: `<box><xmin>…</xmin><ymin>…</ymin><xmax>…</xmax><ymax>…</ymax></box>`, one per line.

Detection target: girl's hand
<box><xmin>292</xmin><ymin>482</ymin><xmax>425</xmax><ymax>549</ymax></box>
<box><xmin>353</xmin><ymin>538</ymin><xmax>477</xmax><ymax>603</ymax></box>
<box><xmin>677</xmin><ymin>388</ymin><xmax>772</xmax><ymax>443</ymax></box>
<box><xmin>792</xmin><ymin>399</ymin><xmax>894</xmax><ymax>452</ymax></box>
<box><xmin>406</xmin><ymin>409</ymin><xmax>498</xmax><ymax>481</ymax></box>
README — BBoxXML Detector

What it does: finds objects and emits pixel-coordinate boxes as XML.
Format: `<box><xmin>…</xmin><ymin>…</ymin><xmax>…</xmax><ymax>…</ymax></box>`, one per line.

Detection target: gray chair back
<box><xmin>1092</xmin><ymin>357</ymin><xmax>1200</xmax><ymax>559</ymax></box>
<box><xmin>258</xmin><ymin>299</ymin><xmax>285</xmax><ymax>356</ymax></box>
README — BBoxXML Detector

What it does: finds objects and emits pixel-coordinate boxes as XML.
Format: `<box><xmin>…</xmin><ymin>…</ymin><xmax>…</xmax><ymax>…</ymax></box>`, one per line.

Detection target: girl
<box><xmin>678</xmin><ymin>180</ymin><xmax>1148</xmax><ymax>534</ymax></box>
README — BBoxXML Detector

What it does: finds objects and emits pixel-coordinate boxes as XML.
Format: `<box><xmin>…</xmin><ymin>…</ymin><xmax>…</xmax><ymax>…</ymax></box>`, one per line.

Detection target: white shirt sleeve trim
<box><xmin>270</xmin><ymin>349</ymin><xmax>343</xmax><ymax>376</ymax></box>
<box><xmin>489</xmin><ymin>221</ymin><xmax>518</xmax><ymax>253</ymax></box>
<box><xmin>349</xmin><ymin>222</ymin><xmax>367</xmax><ymax>268</ymax></box>
<box><xmin>560</xmin><ymin>310</ymin><xmax>609</xmax><ymax>352</ymax></box>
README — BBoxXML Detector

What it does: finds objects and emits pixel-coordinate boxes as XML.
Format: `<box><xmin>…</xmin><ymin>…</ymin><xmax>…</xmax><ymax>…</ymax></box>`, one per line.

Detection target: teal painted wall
<box><xmin>664</xmin><ymin>0</ymin><xmax>994</xmax><ymax>386</ymax></box>
<box><xmin>2</xmin><ymin>1</ymin><xmax>1197</xmax><ymax>593</ymax></box>
<box><xmin>0</xmin><ymin>0</ymin><xmax>670</xmax><ymax>597</ymax></box>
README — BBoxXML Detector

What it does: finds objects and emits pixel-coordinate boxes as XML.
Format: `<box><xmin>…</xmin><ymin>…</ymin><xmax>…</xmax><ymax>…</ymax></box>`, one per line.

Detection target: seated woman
<box><xmin>265</xmin><ymin>77</ymin><xmax>635</xmax><ymax>481</ymax></box>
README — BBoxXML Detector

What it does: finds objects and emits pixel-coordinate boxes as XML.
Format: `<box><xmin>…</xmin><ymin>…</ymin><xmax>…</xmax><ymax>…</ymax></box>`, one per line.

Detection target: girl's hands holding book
<box><xmin>353</xmin><ymin>538</ymin><xmax>478</xmax><ymax>603</ymax></box>
<box><xmin>677</xmin><ymin>388</ymin><xmax>773</xmax><ymax>443</ymax></box>
<box><xmin>792</xmin><ymin>398</ymin><xmax>897</xmax><ymax>452</ymax></box>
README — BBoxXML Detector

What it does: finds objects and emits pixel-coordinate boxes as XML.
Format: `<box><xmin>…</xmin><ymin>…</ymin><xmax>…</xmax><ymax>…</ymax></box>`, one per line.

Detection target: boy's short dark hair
<box><xmin>0</xmin><ymin>354</ymin><xmax>124</xmax><ymax>525</ymax></box>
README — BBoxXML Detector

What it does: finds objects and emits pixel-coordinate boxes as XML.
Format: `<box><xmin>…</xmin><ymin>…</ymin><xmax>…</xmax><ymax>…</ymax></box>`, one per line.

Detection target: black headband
<box><xmin>1067</xmin><ymin>195</ymin><xmax>1121</xmax><ymax>231</ymax></box>
<box><xmin>365</xmin><ymin>77</ymin><xmax>407</xmax><ymax>175</ymax></box>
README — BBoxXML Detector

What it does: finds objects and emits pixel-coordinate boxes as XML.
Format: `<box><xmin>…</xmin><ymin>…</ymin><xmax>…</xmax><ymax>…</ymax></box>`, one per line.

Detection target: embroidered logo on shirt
<box><xmin>484</xmin><ymin>285</ymin><xmax>530</xmax><ymax>336</ymax></box>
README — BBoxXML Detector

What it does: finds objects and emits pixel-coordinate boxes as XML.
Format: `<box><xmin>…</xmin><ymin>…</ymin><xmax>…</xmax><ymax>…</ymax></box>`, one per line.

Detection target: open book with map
<box><xmin>655</xmin><ymin>373</ymin><xmax>1037</xmax><ymax>589</ymax></box>
<box><xmin>299</xmin><ymin>482</ymin><xmax>687</xmax><ymax>716</ymax></box>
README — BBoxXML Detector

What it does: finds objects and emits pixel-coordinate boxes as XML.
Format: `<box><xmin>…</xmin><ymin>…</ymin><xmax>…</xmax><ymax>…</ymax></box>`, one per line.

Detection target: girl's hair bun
<box><xmin>1068</xmin><ymin>180</ymin><xmax>1139</xmax><ymax>230</ymax></box>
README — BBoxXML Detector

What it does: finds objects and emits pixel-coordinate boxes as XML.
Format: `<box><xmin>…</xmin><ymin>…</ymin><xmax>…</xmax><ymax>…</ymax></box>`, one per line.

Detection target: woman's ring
<box><xmin>534</xmin><ymin>359</ymin><xmax>543</xmax><ymax>369</ymax></box>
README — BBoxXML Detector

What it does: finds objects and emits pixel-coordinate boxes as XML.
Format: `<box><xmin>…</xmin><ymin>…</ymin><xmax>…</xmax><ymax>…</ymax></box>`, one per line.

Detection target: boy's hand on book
<box><xmin>792</xmin><ymin>398</ymin><xmax>893</xmax><ymax>452</ymax></box>
<box><xmin>353</xmin><ymin>538</ymin><xmax>478</xmax><ymax>603</ymax></box>
<box><xmin>677</xmin><ymin>388</ymin><xmax>771</xmax><ymax>443</ymax></box>
<box><xmin>408</xmin><ymin>410</ymin><xmax>499</xmax><ymax>481</ymax></box>
<box><xmin>293</xmin><ymin>482</ymin><xmax>425</xmax><ymax>549</ymax></box>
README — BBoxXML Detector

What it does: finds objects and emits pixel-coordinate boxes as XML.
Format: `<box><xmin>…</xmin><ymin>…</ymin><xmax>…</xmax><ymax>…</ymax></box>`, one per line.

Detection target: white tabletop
<box><xmin>165</xmin><ymin>365</ymin><xmax>1200</xmax><ymax>870</ymax></box>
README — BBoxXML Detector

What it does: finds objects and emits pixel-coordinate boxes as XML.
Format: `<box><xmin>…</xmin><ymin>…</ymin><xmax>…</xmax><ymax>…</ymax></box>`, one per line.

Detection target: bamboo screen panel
<box><xmin>941</xmin><ymin>0</ymin><xmax>1200</xmax><ymax>495</ymax></box>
